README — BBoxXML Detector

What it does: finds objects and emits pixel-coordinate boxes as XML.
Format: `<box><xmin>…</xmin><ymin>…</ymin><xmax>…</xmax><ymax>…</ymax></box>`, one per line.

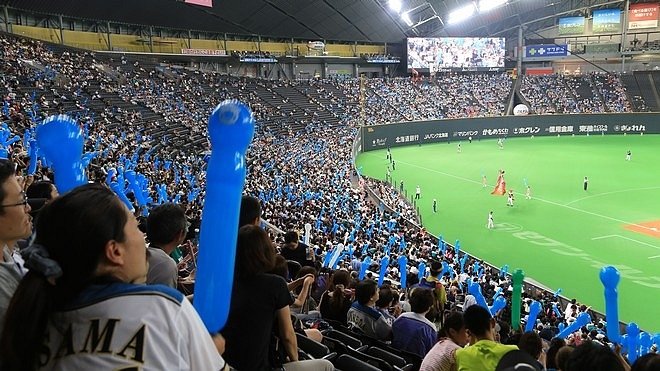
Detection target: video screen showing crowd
<box><xmin>407</xmin><ymin>37</ymin><xmax>506</xmax><ymax>71</ymax></box>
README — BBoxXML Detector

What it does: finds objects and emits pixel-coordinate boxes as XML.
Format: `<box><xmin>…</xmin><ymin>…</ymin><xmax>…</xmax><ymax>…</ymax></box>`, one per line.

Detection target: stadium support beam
<box><xmin>58</xmin><ymin>14</ymin><xmax>64</xmax><ymax>45</ymax></box>
<box><xmin>3</xmin><ymin>6</ymin><xmax>9</xmax><ymax>33</ymax></box>
<box><xmin>107</xmin><ymin>21</ymin><xmax>112</xmax><ymax>51</ymax></box>
<box><xmin>517</xmin><ymin>25</ymin><xmax>522</xmax><ymax>75</ymax></box>
<box><xmin>411</xmin><ymin>15</ymin><xmax>441</xmax><ymax>30</ymax></box>
<box><xmin>621</xmin><ymin>0</ymin><xmax>630</xmax><ymax>72</ymax></box>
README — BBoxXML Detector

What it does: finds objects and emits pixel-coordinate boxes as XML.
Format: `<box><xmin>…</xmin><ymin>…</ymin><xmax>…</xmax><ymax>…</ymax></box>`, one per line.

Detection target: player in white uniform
<box><xmin>525</xmin><ymin>185</ymin><xmax>532</xmax><ymax>200</ymax></box>
<box><xmin>487</xmin><ymin>211</ymin><xmax>494</xmax><ymax>229</ymax></box>
<box><xmin>507</xmin><ymin>190</ymin><xmax>515</xmax><ymax>207</ymax></box>
<box><xmin>0</xmin><ymin>184</ymin><xmax>225</xmax><ymax>370</ymax></box>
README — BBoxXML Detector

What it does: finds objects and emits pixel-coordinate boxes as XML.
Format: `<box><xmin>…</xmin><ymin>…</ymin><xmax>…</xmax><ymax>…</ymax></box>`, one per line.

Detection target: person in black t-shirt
<box><xmin>279</xmin><ymin>230</ymin><xmax>309</xmax><ymax>267</ymax></box>
<box><xmin>221</xmin><ymin>226</ymin><xmax>332</xmax><ymax>371</ymax></box>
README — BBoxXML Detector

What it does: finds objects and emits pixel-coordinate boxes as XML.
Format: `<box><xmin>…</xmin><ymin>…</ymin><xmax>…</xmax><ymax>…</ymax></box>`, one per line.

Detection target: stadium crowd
<box><xmin>520</xmin><ymin>73</ymin><xmax>633</xmax><ymax>114</ymax></box>
<box><xmin>1</xmin><ymin>33</ymin><xmax>657</xmax><ymax>371</ymax></box>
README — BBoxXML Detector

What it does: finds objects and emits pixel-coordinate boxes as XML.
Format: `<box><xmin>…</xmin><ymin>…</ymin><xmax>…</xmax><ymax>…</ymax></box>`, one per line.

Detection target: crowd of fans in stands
<box><xmin>520</xmin><ymin>73</ymin><xmax>633</xmax><ymax>114</ymax></box>
<box><xmin>1</xmin><ymin>33</ymin><xmax>658</xmax><ymax>371</ymax></box>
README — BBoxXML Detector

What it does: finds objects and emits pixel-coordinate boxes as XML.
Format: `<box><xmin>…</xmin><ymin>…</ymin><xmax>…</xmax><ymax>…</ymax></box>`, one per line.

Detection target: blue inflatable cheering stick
<box><xmin>467</xmin><ymin>280</ymin><xmax>489</xmax><ymax>311</ymax></box>
<box><xmin>417</xmin><ymin>261</ymin><xmax>426</xmax><ymax>281</ymax></box>
<box><xmin>599</xmin><ymin>266</ymin><xmax>621</xmax><ymax>344</ymax></box>
<box><xmin>378</xmin><ymin>256</ymin><xmax>390</xmax><ymax>287</ymax></box>
<box><xmin>27</xmin><ymin>138</ymin><xmax>39</xmax><ymax>175</ymax></box>
<box><xmin>525</xmin><ymin>300</ymin><xmax>543</xmax><ymax>332</ymax></box>
<box><xmin>193</xmin><ymin>100</ymin><xmax>255</xmax><ymax>333</ymax></box>
<box><xmin>489</xmin><ymin>295</ymin><xmax>506</xmax><ymax>316</ymax></box>
<box><xmin>552</xmin><ymin>303</ymin><xmax>562</xmax><ymax>318</ymax></box>
<box><xmin>639</xmin><ymin>332</ymin><xmax>652</xmax><ymax>356</ymax></box>
<box><xmin>398</xmin><ymin>255</ymin><xmax>408</xmax><ymax>289</ymax></box>
<box><xmin>556</xmin><ymin>312</ymin><xmax>591</xmax><ymax>339</ymax></box>
<box><xmin>627</xmin><ymin>323</ymin><xmax>640</xmax><ymax>364</ymax></box>
<box><xmin>359</xmin><ymin>256</ymin><xmax>371</xmax><ymax>280</ymax></box>
<box><xmin>36</xmin><ymin>115</ymin><xmax>87</xmax><ymax>193</ymax></box>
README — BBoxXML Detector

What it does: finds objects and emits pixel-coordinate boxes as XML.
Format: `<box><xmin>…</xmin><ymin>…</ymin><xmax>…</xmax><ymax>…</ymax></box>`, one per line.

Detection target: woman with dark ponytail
<box><xmin>0</xmin><ymin>184</ymin><xmax>225</xmax><ymax>370</ymax></box>
<box><xmin>318</xmin><ymin>269</ymin><xmax>353</xmax><ymax>324</ymax></box>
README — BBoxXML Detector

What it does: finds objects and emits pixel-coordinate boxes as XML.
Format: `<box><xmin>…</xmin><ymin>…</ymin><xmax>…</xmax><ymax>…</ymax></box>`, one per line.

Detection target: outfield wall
<box><xmin>361</xmin><ymin>113</ymin><xmax>660</xmax><ymax>152</ymax></box>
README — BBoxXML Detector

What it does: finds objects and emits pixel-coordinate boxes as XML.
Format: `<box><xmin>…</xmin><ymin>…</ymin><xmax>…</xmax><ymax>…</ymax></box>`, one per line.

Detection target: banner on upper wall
<box><xmin>525</xmin><ymin>44</ymin><xmax>568</xmax><ymax>59</ymax></box>
<box><xmin>558</xmin><ymin>16</ymin><xmax>586</xmax><ymax>35</ymax></box>
<box><xmin>360</xmin><ymin>113</ymin><xmax>660</xmax><ymax>152</ymax></box>
<box><xmin>593</xmin><ymin>9</ymin><xmax>622</xmax><ymax>33</ymax></box>
<box><xmin>629</xmin><ymin>3</ymin><xmax>659</xmax><ymax>29</ymax></box>
<box><xmin>585</xmin><ymin>43</ymin><xmax>621</xmax><ymax>54</ymax></box>
<box><xmin>181</xmin><ymin>49</ymin><xmax>226</xmax><ymax>56</ymax></box>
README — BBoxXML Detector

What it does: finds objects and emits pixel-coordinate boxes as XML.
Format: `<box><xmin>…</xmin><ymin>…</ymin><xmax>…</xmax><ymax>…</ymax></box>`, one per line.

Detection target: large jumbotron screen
<box><xmin>407</xmin><ymin>37</ymin><xmax>506</xmax><ymax>72</ymax></box>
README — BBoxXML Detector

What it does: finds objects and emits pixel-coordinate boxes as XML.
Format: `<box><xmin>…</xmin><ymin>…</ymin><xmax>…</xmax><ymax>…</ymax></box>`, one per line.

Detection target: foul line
<box><xmin>370</xmin><ymin>154</ymin><xmax>658</xmax><ymax>232</ymax></box>
<box><xmin>591</xmin><ymin>235</ymin><xmax>660</xmax><ymax>255</ymax></box>
<box><xmin>565</xmin><ymin>186</ymin><xmax>660</xmax><ymax>206</ymax></box>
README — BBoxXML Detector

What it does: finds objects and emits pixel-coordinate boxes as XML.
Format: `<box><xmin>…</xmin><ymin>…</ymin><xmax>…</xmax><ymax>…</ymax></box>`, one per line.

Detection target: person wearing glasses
<box><xmin>0</xmin><ymin>159</ymin><xmax>33</xmax><ymax>336</ymax></box>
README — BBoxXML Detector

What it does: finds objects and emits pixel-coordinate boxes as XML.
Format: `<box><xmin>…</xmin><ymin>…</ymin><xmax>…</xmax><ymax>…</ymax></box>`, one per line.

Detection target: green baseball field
<box><xmin>355</xmin><ymin>134</ymin><xmax>660</xmax><ymax>332</ymax></box>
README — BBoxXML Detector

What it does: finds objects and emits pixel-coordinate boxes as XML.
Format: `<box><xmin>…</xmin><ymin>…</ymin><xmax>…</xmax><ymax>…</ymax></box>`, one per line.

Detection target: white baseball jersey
<box><xmin>40</xmin><ymin>283</ymin><xmax>224</xmax><ymax>370</ymax></box>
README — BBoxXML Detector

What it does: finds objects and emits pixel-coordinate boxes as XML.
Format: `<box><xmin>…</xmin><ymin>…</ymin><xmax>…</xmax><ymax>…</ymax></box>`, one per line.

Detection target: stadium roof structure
<box><xmin>0</xmin><ymin>0</ymin><xmax>651</xmax><ymax>42</ymax></box>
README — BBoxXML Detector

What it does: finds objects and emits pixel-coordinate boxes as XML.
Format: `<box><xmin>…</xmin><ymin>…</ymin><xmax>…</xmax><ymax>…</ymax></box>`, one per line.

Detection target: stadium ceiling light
<box><xmin>447</xmin><ymin>3</ymin><xmax>476</xmax><ymax>25</ymax></box>
<box><xmin>389</xmin><ymin>0</ymin><xmax>403</xmax><ymax>14</ymax></box>
<box><xmin>478</xmin><ymin>0</ymin><xmax>507</xmax><ymax>13</ymax></box>
<box><xmin>401</xmin><ymin>13</ymin><xmax>414</xmax><ymax>27</ymax></box>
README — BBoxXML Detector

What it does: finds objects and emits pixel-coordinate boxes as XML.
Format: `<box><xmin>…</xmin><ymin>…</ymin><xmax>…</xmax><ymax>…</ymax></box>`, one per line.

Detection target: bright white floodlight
<box><xmin>479</xmin><ymin>0</ymin><xmax>507</xmax><ymax>12</ymax></box>
<box><xmin>447</xmin><ymin>3</ymin><xmax>476</xmax><ymax>25</ymax></box>
<box><xmin>389</xmin><ymin>0</ymin><xmax>403</xmax><ymax>14</ymax></box>
<box><xmin>401</xmin><ymin>12</ymin><xmax>413</xmax><ymax>26</ymax></box>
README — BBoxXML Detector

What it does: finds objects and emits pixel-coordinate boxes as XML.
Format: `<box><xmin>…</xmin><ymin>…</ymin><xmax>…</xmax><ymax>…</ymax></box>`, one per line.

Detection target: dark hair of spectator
<box><xmin>429</xmin><ymin>261</ymin><xmax>442</xmax><ymax>277</ymax></box>
<box><xmin>0</xmin><ymin>159</ymin><xmax>16</xmax><ymax>215</ymax></box>
<box><xmin>631</xmin><ymin>353</ymin><xmax>660</xmax><ymax>371</ymax></box>
<box><xmin>439</xmin><ymin>311</ymin><xmax>465</xmax><ymax>338</ymax></box>
<box><xmin>295</xmin><ymin>266</ymin><xmax>317</xmax><ymax>294</ymax></box>
<box><xmin>518</xmin><ymin>331</ymin><xmax>543</xmax><ymax>359</ymax></box>
<box><xmin>284</xmin><ymin>230</ymin><xmax>299</xmax><ymax>244</ymax></box>
<box><xmin>410</xmin><ymin>288</ymin><xmax>434</xmax><ymax>314</ymax></box>
<box><xmin>555</xmin><ymin>346</ymin><xmax>574</xmax><ymax>371</ymax></box>
<box><xmin>355</xmin><ymin>279</ymin><xmax>378</xmax><ymax>305</ymax></box>
<box><xmin>463</xmin><ymin>304</ymin><xmax>492</xmax><ymax>337</ymax></box>
<box><xmin>328</xmin><ymin>270</ymin><xmax>350</xmax><ymax>314</ymax></box>
<box><xmin>25</xmin><ymin>180</ymin><xmax>54</xmax><ymax>199</ymax></box>
<box><xmin>146</xmin><ymin>203</ymin><xmax>186</xmax><ymax>246</ymax></box>
<box><xmin>375</xmin><ymin>286</ymin><xmax>395</xmax><ymax>308</ymax></box>
<box><xmin>0</xmin><ymin>183</ymin><xmax>127</xmax><ymax>370</ymax></box>
<box><xmin>239</xmin><ymin>195</ymin><xmax>261</xmax><ymax>227</ymax></box>
<box><xmin>545</xmin><ymin>338</ymin><xmax>566</xmax><ymax>370</ymax></box>
<box><xmin>235</xmin><ymin>224</ymin><xmax>276</xmax><ymax>278</ymax></box>
<box><xmin>565</xmin><ymin>342</ymin><xmax>624</xmax><ymax>371</ymax></box>
<box><xmin>269</xmin><ymin>254</ymin><xmax>289</xmax><ymax>280</ymax></box>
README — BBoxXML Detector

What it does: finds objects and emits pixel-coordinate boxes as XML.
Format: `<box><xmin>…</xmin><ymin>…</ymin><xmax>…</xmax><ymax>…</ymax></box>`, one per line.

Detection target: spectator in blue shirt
<box><xmin>392</xmin><ymin>287</ymin><xmax>438</xmax><ymax>358</ymax></box>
